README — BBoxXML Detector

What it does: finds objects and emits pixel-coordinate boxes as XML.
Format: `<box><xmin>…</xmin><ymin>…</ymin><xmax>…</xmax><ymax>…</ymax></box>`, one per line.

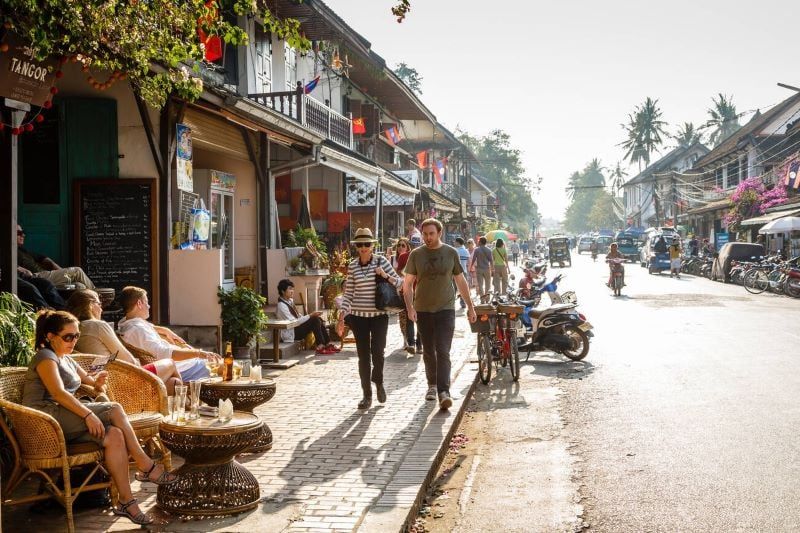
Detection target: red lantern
<box><xmin>43</xmin><ymin>100</ymin><xmax>52</xmax><ymax>109</ymax></box>
<box><xmin>11</xmin><ymin>128</ymin><xmax>21</xmax><ymax>135</ymax></box>
<box><xmin>35</xmin><ymin>115</ymin><xmax>44</xmax><ymax>123</ymax></box>
<box><xmin>24</xmin><ymin>124</ymin><xmax>33</xmax><ymax>132</ymax></box>
<box><xmin>55</xmin><ymin>70</ymin><xmax>63</xmax><ymax>78</ymax></box>
<box><xmin>50</xmin><ymin>86</ymin><xmax>58</xmax><ymax>95</ymax></box>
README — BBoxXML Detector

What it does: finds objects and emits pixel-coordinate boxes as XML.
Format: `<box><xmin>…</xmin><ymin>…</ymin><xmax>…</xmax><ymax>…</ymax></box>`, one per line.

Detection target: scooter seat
<box><xmin>518</xmin><ymin>299</ymin><xmax>537</xmax><ymax>307</ymax></box>
<box><xmin>528</xmin><ymin>303</ymin><xmax>576</xmax><ymax>319</ymax></box>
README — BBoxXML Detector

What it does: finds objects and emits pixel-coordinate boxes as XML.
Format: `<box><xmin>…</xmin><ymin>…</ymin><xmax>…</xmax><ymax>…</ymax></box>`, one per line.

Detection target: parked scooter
<box><xmin>517</xmin><ymin>273</ymin><xmax>565</xmax><ymax>305</ymax></box>
<box><xmin>607</xmin><ymin>257</ymin><xmax>625</xmax><ymax>296</ymax></box>
<box><xmin>516</xmin><ymin>300</ymin><xmax>593</xmax><ymax>361</ymax></box>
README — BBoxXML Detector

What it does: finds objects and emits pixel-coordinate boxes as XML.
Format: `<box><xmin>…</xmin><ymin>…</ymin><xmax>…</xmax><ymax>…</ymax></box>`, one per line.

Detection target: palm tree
<box><xmin>706</xmin><ymin>94</ymin><xmax>740</xmax><ymax>147</ymax></box>
<box><xmin>609</xmin><ymin>162</ymin><xmax>628</xmax><ymax>195</ymax></box>
<box><xmin>620</xmin><ymin>98</ymin><xmax>668</xmax><ymax>171</ymax></box>
<box><xmin>566</xmin><ymin>170</ymin><xmax>582</xmax><ymax>200</ymax></box>
<box><xmin>673</xmin><ymin>122</ymin><xmax>702</xmax><ymax>146</ymax></box>
<box><xmin>583</xmin><ymin>158</ymin><xmax>606</xmax><ymax>187</ymax></box>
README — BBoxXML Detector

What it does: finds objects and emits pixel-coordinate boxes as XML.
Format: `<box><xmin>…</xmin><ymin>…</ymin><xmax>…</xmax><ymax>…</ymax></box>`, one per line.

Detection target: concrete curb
<box><xmin>357</xmin><ymin>351</ymin><xmax>478</xmax><ymax>532</ymax></box>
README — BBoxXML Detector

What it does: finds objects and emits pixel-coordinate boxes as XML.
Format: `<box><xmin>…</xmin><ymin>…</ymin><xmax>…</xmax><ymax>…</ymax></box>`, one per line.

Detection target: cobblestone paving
<box><xmin>2</xmin><ymin>314</ymin><xmax>476</xmax><ymax>532</ymax></box>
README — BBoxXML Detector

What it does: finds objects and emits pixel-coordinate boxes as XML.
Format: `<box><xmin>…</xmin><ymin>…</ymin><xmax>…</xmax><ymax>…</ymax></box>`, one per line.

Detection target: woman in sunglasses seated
<box><xmin>276</xmin><ymin>279</ymin><xmax>340</xmax><ymax>355</ymax></box>
<box><xmin>67</xmin><ymin>289</ymin><xmax>183</xmax><ymax>395</ymax></box>
<box><xmin>22</xmin><ymin>310</ymin><xmax>178</xmax><ymax>526</ymax></box>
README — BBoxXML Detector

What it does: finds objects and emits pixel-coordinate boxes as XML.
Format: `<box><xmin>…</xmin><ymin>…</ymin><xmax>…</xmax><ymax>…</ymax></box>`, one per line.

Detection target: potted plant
<box><xmin>0</xmin><ymin>292</ymin><xmax>36</xmax><ymax>367</ymax></box>
<box><xmin>320</xmin><ymin>272</ymin><xmax>345</xmax><ymax>309</ymax></box>
<box><xmin>217</xmin><ymin>286</ymin><xmax>268</xmax><ymax>359</ymax></box>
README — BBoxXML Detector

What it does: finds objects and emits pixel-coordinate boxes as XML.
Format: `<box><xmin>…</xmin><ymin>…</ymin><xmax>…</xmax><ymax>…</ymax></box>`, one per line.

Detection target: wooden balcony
<box><xmin>248</xmin><ymin>85</ymin><xmax>353</xmax><ymax>150</ymax></box>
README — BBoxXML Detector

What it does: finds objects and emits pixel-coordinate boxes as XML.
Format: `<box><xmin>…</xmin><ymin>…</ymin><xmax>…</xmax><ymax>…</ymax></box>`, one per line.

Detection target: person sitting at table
<box><xmin>16</xmin><ymin>225</ymin><xmax>96</xmax><ymax>289</ymax></box>
<box><xmin>276</xmin><ymin>279</ymin><xmax>340</xmax><ymax>355</ymax></box>
<box><xmin>116</xmin><ymin>286</ymin><xmax>219</xmax><ymax>381</ymax></box>
<box><xmin>22</xmin><ymin>310</ymin><xmax>178</xmax><ymax>526</ymax></box>
<box><xmin>66</xmin><ymin>289</ymin><xmax>183</xmax><ymax>395</ymax></box>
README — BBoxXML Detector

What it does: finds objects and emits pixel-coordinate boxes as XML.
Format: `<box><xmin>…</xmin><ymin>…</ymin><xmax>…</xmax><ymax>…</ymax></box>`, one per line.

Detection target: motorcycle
<box><xmin>607</xmin><ymin>257</ymin><xmax>625</xmax><ymax>296</ymax></box>
<box><xmin>516</xmin><ymin>300</ymin><xmax>593</xmax><ymax>361</ymax></box>
<box><xmin>517</xmin><ymin>272</ymin><xmax>565</xmax><ymax>305</ymax></box>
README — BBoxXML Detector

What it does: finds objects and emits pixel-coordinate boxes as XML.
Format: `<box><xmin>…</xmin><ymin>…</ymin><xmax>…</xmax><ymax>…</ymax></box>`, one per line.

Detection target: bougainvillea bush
<box><xmin>724</xmin><ymin>176</ymin><xmax>788</xmax><ymax>231</ymax></box>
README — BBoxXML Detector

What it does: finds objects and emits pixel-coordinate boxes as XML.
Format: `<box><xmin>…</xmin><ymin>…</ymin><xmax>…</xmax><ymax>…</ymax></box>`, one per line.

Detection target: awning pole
<box><xmin>374</xmin><ymin>179</ymin><xmax>382</xmax><ymax>244</ymax></box>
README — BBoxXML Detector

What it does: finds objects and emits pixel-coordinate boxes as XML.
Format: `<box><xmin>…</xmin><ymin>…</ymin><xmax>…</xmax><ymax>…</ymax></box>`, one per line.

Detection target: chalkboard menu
<box><xmin>74</xmin><ymin>179</ymin><xmax>156</xmax><ymax>303</ymax></box>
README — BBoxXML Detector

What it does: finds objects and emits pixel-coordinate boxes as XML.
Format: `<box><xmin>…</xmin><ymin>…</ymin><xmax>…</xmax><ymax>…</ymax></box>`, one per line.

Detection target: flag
<box><xmin>786</xmin><ymin>161</ymin><xmax>800</xmax><ymax>189</ymax></box>
<box><xmin>352</xmin><ymin>117</ymin><xmax>366</xmax><ymax>135</ymax></box>
<box><xmin>416</xmin><ymin>151</ymin><xmax>428</xmax><ymax>169</ymax></box>
<box><xmin>433</xmin><ymin>157</ymin><xmax>447</xmax><ymax>185</ymax></box>
<box><xmin>304</xmin><ymin>75</ymin><xmax>320</xmax><ymax>94</ymax></box>
<box><xmin>197</xmin><ymin>1</ymin><xmax>223</xmax><ymax>62</ymax></box>
<box><xmin>384</xmin><ymin>126</ymin><xmax>401</xmax><ymax>145</ymax></box>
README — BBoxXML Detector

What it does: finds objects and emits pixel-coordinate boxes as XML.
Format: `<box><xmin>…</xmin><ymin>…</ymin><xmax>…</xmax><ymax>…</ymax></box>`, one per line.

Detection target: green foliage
<box><xmin>0</xmin><ymin>293</ymin><xmax>36</xmax><ymax>367</ymax></box>
<box><xmin>457</xmin><ymin>129</ymin><xmax>541</xmax><ymax>236</ymax></box>
<box><xmin>218</xmin><ymin>286</ymin><xmax>267</xmax><ymax>348</ymax></box>
<box><xmin>673</xmin><ymin>122</ymin><xmax>703</xmax><ymax>147</ymax></box>
<box><xmin>321</xmin><ymin>272</ymin><xmax>345</xmax><ymax>292</ymax></box>
<box><xmin>393</xmin><ymin>62</ymin><xmax>423</xmax><ymax>94</ymax></box>
<box><xmin>706</xmin><ymin>94</ymin><xmax>741</xmax><ymax>147</ymax></box>
<box><xmin>1</xmin><ymin>0</ymin><xmax>309</xmax><ymax>108</ymax></box>
<box><xmin>564</xmin><ymin>159</ymin><xmax>612</xmax><ymax>233</ymax></box>
<box><xmin>587</xmin><ymin>191</ymin><xmax>619</xmax><ymax>230</ymax></box>
<box><xmin>284</xmin><ymin>226</ymin><xmax>329</xmax><ymax>265</ymax></box>
<box><xmin>620</xmin><ymin>97</ymin><xmax>668</xmax><ymax>170</ymax></box>
<box><xmin>391</xmin><ymin>0</ymin><xmax>412</xmax><ymax>22</ymax></box>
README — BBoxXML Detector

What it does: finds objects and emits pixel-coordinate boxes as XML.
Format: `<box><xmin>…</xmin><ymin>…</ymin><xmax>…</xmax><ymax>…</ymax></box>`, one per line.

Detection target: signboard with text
<box><xmin>715</xmin><ymin>232</ymin><xmax>730</xmax><ymax>251</ymax></box>
<box><xmin>0</xmin><ymin>34</ymin><xmax>58</xmax><ymax>106</ymax></box>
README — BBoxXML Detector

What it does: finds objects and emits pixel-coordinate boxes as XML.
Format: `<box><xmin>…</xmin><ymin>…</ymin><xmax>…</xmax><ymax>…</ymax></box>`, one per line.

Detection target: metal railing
<box><xmin>248</xmin><ymin>85</ymin><xmax>353</xmax><ymax>150</ymax></box>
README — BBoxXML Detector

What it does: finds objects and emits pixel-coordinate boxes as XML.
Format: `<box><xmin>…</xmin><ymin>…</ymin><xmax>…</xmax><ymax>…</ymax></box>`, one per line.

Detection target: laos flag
<box><xmin>433</xmin><ymin>158</ymin><xmax>447</xmax><ymax>184</ymax></box>
<box><xmin>786</xmin><ymin>161</ymin><xmax>800</xmax><ymax>189</ymax></box>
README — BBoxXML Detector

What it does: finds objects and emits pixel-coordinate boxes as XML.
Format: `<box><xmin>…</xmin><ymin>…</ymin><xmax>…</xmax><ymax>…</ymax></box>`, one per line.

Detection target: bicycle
<box><xmin>473</xmin><ymin>292</ymin><xmax>523</xmax><ymax>384</ymax></box>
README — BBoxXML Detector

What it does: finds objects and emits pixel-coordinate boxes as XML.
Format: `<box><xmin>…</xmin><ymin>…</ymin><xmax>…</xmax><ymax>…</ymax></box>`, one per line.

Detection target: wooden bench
<box><xmin>261</xmin><ymin>317</ymin><xmax>303</xmax><ymax>364</ymax></box>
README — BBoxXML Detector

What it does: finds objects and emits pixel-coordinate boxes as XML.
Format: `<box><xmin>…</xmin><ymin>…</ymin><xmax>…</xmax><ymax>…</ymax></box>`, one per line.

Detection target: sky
<box><xmin>322</xmin><ymin>0</ymin><xmax>798</xmax><ymax>219</ymax></box>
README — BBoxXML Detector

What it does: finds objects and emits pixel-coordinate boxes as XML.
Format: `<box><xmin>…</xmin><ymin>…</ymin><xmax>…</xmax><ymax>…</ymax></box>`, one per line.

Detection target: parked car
<box><xmin>595</xmin><ymin>236</ymin><xmax>613</xmax><ymax>254</ymax></box>
<box><xmin>711</xmin><ymin>243</ymin><xmax>766</xmax><ymax>282</ymax></box>
<box><xmin>577</xmin><ymin>235</ymin><xmax>594</xmax><ymax>254</ymax></box>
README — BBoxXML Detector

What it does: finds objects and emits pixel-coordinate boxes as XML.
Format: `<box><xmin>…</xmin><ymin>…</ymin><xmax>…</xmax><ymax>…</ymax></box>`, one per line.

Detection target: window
<box><xmin>284</xmin><ymin>43</ymin><xmax>297</xmax><ymax>91</ymax></box>
<box><xmin>253</xmin><ymin>24</ymin><xmax>272</xmax><ymax>93</ymax></box>
<box><xmin>727</xmin><ymin>160</ymin><xmax>740</xmax><ymax>188</ymax></box>
<box><xmin>715</xmin><ymin>167</ymin><xmax>724</xmax><ymax>189</ymax></box>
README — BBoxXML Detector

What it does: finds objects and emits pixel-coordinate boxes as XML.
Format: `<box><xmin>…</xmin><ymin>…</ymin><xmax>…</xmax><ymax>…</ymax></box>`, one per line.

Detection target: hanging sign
<box><xmin>176</xmin><ymin>123</ymin><xmax>193</xmax><ymax>192</ymax></box>
<box><xmin>0</xmin><ymin>34</ymin><xmax>58</xmax><ymax>106</ymax></box>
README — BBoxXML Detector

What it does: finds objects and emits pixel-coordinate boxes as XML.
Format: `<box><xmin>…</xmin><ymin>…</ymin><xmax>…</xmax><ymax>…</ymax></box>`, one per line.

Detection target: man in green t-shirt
<box><xmin>403</xmin><ymin>219</ymin><xmax>476</xmax><ymax>410</ymax></box>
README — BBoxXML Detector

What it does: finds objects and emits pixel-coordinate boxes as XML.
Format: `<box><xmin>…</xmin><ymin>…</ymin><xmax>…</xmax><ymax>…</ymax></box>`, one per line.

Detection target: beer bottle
<box><xmin>224</xmin><ymin>342</ymin><xmax>234</xmax><ymax>381</ymax></box>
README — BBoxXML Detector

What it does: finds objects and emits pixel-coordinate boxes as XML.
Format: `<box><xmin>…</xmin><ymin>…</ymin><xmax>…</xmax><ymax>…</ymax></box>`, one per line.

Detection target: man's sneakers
<box><xmin>438</xmin><ymin>391</ymin><xmax>453</xmax><ymax>410</ymax></box>
<box><xmin>425</xmin><ymin>385</ymin><xmax>437</xmax><ymax>401</ymax></box>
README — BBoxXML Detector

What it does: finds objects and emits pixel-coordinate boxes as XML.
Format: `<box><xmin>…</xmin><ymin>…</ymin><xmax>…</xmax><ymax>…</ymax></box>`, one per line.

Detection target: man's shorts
<box><xmin>671</xmin><ymin>258</ymin><xmax>682</xmax><ymax>269</ymax></box>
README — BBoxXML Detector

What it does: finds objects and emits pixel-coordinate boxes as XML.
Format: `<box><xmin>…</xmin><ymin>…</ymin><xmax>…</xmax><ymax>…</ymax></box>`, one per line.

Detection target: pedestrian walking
<box><xmin>510</xmin><ymin>240</ymin><xmax>520</xmax><ymax>266</ymax></box>
<box><xmin>406</xmin><ymin>218</ymin><xmax>423</xmax><ymax>248</ymax></box>
<box><xmin>470</xmin><ymin>237</ymin><xmax>494</xmax><ymax>301</ymax></box>
<box><xmin>466</xmin><ymin>239</ymin><xmax>477</xmax><ymax>291</ymax></box>
<box><xmin>669</xmin><ymin>237</ymin><xmax>682</xmax><ymax>278</ymax></box>
<box><xmin>492</xmin><ymin>238</ymin><xmax>510</xmax><ymax>294</ymax></box>
<box><xmin>391</xmin><ymin>237</ymin><xmax>421</xmax><ymax>354</ymax></box>
<box><xmin>454</xmin><ymin>237</ymin><xmax>470</xmax><ymax>309</ymax></box>
<box><xmin>337</xmin><ymin>228</ymin><xmax>403</xmax><ymax>410</ymax></box>
<box><xmin>403</xmin><ymin>219</ymin><xmax>476</xmax><ymax>410</ymax></box>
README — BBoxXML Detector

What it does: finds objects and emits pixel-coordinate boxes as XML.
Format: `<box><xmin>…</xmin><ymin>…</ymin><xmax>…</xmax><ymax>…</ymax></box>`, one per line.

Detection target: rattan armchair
<box><xmin>0</xmin><ymin>367</ymin><xmax>115</xmax><ymax>533</ymax></box>
<box><xmin>69</xmin><ymin>355</ymin><xmax>171</xmax><ymax>469</ymax></box>
<box><xmin>118</xmin><ymin>329</ymin><xmax>192</xmax><ymax>366</ymax></box>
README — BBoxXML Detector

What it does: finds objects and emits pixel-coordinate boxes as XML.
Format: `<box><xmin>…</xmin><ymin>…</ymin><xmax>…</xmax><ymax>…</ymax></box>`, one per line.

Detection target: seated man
<box><xmin>17</xmin><ymin>225</ymin><xmax>95</xmax><ymax>289</ymax></box>
<box><xmin>17</xmin><ymin>268</ymin><xmax>66</xmax><ymax>310</ymax></box>
<box><xmin>117</xmin><ymin>286</ymin><xmax>219</xmax><ymax>381</ymax></box>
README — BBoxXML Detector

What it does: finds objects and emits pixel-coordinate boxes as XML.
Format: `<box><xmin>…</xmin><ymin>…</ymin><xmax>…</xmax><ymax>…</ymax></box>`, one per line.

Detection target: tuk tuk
<box><xmin>615</xmin><ymin>235</ymin><xmax>639</xmax><ymax>262</ymax></box>
<box><xmin>595</xmin><ymin>235</ymin><xmax>613</xmax><ymax>254</ymax></box>
<box><xmin>547</xmin><ymin>236</ymin><xmax>572</xmax><ymax>267</ymax></box>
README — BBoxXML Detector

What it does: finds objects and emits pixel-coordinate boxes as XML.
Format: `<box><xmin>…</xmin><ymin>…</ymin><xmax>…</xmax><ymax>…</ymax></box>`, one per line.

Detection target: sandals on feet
<box><xmin>134</xmin><ymin>461</ymin><xmax>178</xmax><ymax>486</ymax></box>
<box><xmin>113</xmin><ymin>498</ymin><xmax>154</xmax><ymax>525</ymax></box>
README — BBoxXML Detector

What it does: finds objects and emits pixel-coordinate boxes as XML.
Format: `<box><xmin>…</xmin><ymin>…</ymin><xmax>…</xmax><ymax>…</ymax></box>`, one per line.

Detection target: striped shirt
<box><xmin>340</xmin><ymin>254</ymin><xmax>402</xmax><ymax>317</ymax></box>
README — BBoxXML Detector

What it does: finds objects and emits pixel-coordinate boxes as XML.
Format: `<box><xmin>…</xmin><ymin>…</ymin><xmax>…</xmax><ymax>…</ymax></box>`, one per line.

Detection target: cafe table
<box><xmin>157</xmin><ymin>412</ymin><xmax>262</xmax><ymax>516</ymax></box>
<box><xmin>200</xmin><ymin>377</ymin><xmax>277</xmax><ymax>453</ymax></box>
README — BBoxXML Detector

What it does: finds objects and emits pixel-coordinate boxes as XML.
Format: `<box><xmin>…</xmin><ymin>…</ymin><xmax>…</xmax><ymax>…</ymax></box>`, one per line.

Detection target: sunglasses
<box><xmin>355</xmin><ymin>243</ymin><xmax>372</xmax><ymax>248</ymax></box>
<box><xmin>57</xmin><ymin>333</ymin><xmax>81</xmax><ymax>343</ymax></box>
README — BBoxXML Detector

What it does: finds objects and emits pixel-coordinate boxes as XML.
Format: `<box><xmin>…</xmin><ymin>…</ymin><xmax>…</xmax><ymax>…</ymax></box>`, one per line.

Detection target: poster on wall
<box><xmin>176</xmin><ymin>123</ymin><xmax>193</xmax><ymax>192</ymax></box>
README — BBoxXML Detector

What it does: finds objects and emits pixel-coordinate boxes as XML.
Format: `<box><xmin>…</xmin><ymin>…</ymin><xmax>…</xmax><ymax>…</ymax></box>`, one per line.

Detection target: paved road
<box><xmin>420</xmin><ymin>251</ymin><xmax>800</xmax><ymax>532</ymax></box>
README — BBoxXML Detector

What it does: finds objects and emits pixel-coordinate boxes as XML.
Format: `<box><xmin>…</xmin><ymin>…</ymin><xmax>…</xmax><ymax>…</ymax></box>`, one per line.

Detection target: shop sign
<box><xmin>715</xmin><ymin>232</ymin><xmax>730</xmax><ymax>251</ymax></box>
<box><xmin>0</xmin><ymin>34</ymin><xmax>58</xmax><ymax>106</ymax></box>
<box><xmin>176</xmin><ymin>123</ymin><xmax>193</xmax><ymax>192</ymax></box>
<box><xmin>210</xmin><ymin>169</ymin><xmax>236</xmax><ymax>191</ymax></box>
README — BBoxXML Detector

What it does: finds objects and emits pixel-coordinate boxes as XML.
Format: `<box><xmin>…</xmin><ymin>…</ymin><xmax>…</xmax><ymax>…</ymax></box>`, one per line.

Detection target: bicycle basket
<box><xmin>470</xmin><ymin>304</ymin><xmax>496</xmax><ymax>334</ymax></box>
<box><xmin>496</xmin><ymin>303</ymin><xmax>524</xmax><ymax>316</ymax></box>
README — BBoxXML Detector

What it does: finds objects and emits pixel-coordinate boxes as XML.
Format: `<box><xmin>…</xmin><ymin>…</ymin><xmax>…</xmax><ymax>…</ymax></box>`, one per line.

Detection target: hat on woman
<box><xmin>350</xmin><ymin>227</ymin><xmax>378</xmax><ymax>244</ymax></box>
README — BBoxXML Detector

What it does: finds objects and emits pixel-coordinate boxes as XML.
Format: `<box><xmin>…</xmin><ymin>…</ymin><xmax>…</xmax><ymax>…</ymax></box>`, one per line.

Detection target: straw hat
<box><xmin>350</xmin><ymin>227</ymin><xmax>378</xmax><ymax>244</ymax></box>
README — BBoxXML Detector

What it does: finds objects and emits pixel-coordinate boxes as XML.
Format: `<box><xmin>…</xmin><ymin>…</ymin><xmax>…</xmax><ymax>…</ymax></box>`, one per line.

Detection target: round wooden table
<box><xmin>199</xmin><ymin>378</ymin><xmax>276</xmax><ymax>453</ymax></box>
<box><xmin>157</xmin><ymin>412</ymin><xmax>262</xmax><ymax>516</ymax></box>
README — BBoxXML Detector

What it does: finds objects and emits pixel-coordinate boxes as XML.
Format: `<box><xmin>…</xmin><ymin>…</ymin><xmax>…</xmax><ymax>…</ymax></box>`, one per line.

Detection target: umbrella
<box><xmin>484</xmin><ymin>229</ymin><xmax>517</xmax><ymax>242</ymax></box>
<box><xmin>758</xmin><ymin>216</ymin><xmax>800</xmax><ymax>234</ymax></box>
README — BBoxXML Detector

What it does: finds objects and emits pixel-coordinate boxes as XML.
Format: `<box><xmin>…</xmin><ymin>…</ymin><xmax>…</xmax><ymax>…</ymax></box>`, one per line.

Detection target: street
<box><xmin>417</xmin><ymin>251</ymin><xmax>800</xmax><ymax>532</ymax></box>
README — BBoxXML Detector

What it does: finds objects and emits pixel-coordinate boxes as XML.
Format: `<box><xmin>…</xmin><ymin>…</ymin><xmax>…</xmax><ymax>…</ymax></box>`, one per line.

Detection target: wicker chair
<box><xmin>118</xmin><ymin>329</ymin><xmax>191</xmax><ymax>366</ymax></box>
<box><xmin>69</xmin><ymin>355</ymin><xmax>171</xmax><ymax>470</ymax></box>
<box><xmin>0</xmin><ymin>367</ymin><xmax>115</xmax><ymax>533</ymax></box>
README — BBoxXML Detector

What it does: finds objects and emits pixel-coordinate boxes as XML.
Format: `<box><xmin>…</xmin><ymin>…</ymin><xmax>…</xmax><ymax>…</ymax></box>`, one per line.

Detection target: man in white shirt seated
<box><xmin>117</xmin><ymin>286</ymin><xmax>221</xmax><ymax>381</ymax></box>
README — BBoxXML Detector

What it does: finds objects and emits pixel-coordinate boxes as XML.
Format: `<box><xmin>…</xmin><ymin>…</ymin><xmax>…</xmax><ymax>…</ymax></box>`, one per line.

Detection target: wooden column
<box><xmin>0</xmin><ymin>102</ymin><xmax>28</xmax><ymax>293</ymax></box>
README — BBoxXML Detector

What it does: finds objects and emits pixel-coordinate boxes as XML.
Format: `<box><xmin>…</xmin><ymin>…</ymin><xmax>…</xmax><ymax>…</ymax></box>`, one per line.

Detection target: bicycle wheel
<box><xmin>508</xmin><ymin>332</ymin><xmax>520</xmax><ymax>382</ymax></box>
<box><xmin>769</xmin><ymin>272</ymin><xmax>785</xmax><ymax>294</ymax></box>
<box><xmin>743</xmin><ymin>269</ymin><xmax>768</xmax><ymax>294</ymax></box>
<box><xmin>477</xmin><ymin>333</ymin><xmax>492</xmax><ymax>385</ymax></box>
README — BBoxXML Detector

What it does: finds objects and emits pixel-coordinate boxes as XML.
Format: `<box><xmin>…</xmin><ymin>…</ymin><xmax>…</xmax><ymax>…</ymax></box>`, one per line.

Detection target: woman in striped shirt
<box><xmin>337</xmin><ymin>228</ymin><xmax>403</xmax><ymax>409</ymax></box>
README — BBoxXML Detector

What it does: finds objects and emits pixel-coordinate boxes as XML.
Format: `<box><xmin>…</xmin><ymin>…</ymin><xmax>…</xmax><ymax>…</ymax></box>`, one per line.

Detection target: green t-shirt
<box><xmin>492</xmin><ymin>246</ymin><xmax>508</xmax><ymax>266</ymax></box>
<box><xmin>404</xmin><ymin>244</ymin><xmax>464</xmax><ymax>312</ymax></box>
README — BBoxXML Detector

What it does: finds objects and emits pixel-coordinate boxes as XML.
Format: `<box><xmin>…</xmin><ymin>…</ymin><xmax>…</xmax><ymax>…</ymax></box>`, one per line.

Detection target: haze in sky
<box><xmin>322</xmin><ymin>0</ymin><xmax>798</xmax><ymax>219</ymax></box>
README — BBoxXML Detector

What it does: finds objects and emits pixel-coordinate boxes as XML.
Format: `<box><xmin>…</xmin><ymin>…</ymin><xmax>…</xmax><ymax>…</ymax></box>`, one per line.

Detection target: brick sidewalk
<box><xmin>2</xmin><ymin>313</ymin><xmax>477</xmax><ymax>532</ymax></box>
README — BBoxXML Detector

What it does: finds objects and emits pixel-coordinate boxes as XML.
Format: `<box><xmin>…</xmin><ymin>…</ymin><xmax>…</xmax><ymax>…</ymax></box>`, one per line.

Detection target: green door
<box><xmin>18</xmin><ymin>98</ymin><xmax>118</xmax><ymax>265</ymax></box>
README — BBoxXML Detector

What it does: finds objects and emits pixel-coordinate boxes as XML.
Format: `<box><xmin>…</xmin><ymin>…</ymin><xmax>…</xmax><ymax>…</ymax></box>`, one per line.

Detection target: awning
<box><xmin>319</xmin><ymin>145</ymin><xmax>382</xmax><ymax>185</ymax></box>
<box><xmin>380</xmin><ymin>170</ymin><xmax>418</xmax><ymax>200</ymax></box>
<box><xmin>740</xmin><ymin>208</ymin><xmax>800</xmax><ymax>226</ymax></box>
<box><xmin>684</xmin><ymin>198</ymin><xmax>731</xmax><ymax>216</ymax></box>
<box><xmin>422</xmin><ymin>187</ymin><xmax>459</xmax><ymax>213</ymax></box>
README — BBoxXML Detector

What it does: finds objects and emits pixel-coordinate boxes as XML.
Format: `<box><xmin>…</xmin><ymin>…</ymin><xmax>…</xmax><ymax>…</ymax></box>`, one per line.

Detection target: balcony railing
<box><xmin>248</xmin><ymin>85</ymin><xmax>353</xmax><ymax>150</ymax></box>
<box><xmin>440</xmin><ymin>183</ymin><xmax>470</xmax><ymax>202</ymax></box>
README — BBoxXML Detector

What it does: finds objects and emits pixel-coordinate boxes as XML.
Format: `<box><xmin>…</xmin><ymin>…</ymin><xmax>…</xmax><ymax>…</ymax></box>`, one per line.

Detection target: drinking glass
<box><xmin>188</xmin><ymin>381</ymin><xmax>201</xmax><ymax>420</ymax></box>
<box><xmin>175</xmin><ymin>384</ymin><xmax>188</xmax><ymax>423</ymax></box>
<box><xmin>241</xmin><ymin>360</ymin><xmax>251</xmax><ymax>378</ymax></box>
<box><xmin>251</xmin><ymin>365</ymin><xmax>262</xmax><ymax>382</ymax></box>
<box><xmin>233</xmin><ymin>362</ymin><xmax>242</xmax><ymax>381</ymax></box>
<box><xmin>167</xmin><ymin>396</ymin><xmax>175</xmax><ymax>422</ymax></box>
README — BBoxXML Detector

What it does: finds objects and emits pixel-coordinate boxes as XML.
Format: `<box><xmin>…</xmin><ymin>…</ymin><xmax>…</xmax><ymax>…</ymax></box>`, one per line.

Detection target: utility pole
<box><xmin>671</xmin><ymin>173</ymin><xmax>679</xmax><ymax>228</ymax></box>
